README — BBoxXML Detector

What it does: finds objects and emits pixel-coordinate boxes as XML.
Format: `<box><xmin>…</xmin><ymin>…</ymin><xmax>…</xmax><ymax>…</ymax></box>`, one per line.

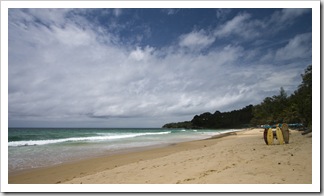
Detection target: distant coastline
<box><xmin>162</xmin><ymin>105</ymin><xmax>253</xmax><ymax>129</ymax></box>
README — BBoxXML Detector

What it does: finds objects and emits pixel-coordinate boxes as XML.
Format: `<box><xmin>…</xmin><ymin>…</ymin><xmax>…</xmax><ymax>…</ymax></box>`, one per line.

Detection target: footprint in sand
<box><xmin>199</xmin><ymin>169</ymin><xmax>217</xmax><ymax>178</ymax></box>
<box><xmin>183</xmin><ymin>178</ymin><xmax>195</xmax><ymax>182</ymax></box>
<box><xmin>223</xmin><ymin>166</ymin><xmax>231</xmax><ymax>170</ymax></box>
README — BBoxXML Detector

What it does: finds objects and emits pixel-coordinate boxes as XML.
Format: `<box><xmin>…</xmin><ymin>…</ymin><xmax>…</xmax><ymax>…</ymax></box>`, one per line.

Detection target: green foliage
<box><xmin>250</xmin><ymin>65</ymin><xmax>312</xmax><ymax>128</ymax></box>
<box><xmin>292</xmin><ymin>65</ymin><xmax>312</xmax><ymax>127</ymax></box>
<box><xmin>163</xmin><ymin>105</ymin><xmax>253</xmax><ymax>129</ymax></box>
<box><xmin>162</xmin><ymin>121</ymin><xmax>193</xmax><ymax>129</ymax></box>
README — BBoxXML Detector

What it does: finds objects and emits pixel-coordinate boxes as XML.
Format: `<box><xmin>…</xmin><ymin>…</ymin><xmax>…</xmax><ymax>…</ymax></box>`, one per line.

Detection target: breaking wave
<box><xmin>8</xmin><ymin>131</ymin><xmax>171</xmax><ymax>147</ymax></box>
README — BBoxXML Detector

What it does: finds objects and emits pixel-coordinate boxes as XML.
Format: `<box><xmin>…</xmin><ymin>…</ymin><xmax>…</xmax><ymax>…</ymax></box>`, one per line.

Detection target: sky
<box><xmin>8</xmin><ymin>8</ymin><xmax>312</xmax><ymax>128</ymax></box>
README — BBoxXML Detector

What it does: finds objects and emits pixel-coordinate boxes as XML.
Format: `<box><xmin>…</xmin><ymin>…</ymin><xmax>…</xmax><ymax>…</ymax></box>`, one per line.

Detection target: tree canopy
<box><xmin>251</xmin><ymin>65</ymin><xmax>312</xmax><ymax>128</ymax></box>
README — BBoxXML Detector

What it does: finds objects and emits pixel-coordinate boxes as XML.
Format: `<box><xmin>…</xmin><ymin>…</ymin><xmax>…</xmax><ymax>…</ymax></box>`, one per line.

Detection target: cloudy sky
<box><xmin>8</xmin><ymin>8</ymin><xmax>312</xmax><ymax>128</ymax></box>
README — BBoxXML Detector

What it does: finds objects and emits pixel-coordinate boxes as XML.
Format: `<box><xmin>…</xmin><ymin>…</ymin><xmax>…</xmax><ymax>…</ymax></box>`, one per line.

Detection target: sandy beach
<box><xmin>9</xmin><ymin>128</ymin><xmax>312</xmax><ymax>184</ymax></box>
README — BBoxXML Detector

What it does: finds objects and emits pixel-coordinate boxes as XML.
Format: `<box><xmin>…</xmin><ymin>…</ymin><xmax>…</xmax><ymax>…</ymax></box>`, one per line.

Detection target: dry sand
<box><xmin>9</xmin><ymin>128</ymin><xmax>312</xmax><ymax>184</ymax></box>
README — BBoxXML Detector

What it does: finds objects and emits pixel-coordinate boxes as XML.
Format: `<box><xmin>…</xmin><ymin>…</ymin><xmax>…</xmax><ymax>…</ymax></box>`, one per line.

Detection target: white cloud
<box><xmin>213</xmin><ymin>9</ymin><xmax>310</xmax><ymax>43</ymax></box>
<box><xmin>129</xmin><ymin>46</ymin><xmax>154</xmax><ymax>61</ymax></box>
<box><xmin>9</xmin><ymin>8</ymin><xmax>71</xmax><ymax>28</ymax></box>
<box><xmin>214</xmin><ymin>13</ymin><xmax>251</xmax><ymax>38</ymax></box>
<box><xmin>275</xmin><ymin>33</ymin><xmax>312</xmax><ymax>61</ymax></box>
<box><xmin>130</xmin><ymin>47</ymin><xmax>146</xmax><ymax>61</ymax></box>
<box><xmin>8</xmin><ymin>9</ymin><xmax>311</xmax><ymax>127</ymax></box>
<box><xmin>52</xmin><ymin>24</ymin><xmax>95</xmax><ymax>46</ymax></box>
<box><xmin>179</xmin><ymin>30</ymin><xmax>215</xmax><ymax>50</ymax></box>
<box><xmin>162</xmin><ymin>9</ymin><xmax>180</xmax><ymax>15</ymax></box>
<box><xmin>269</xmin><ymin>8</ymin><xmax>310</xmax><ymax>25</ymax></box>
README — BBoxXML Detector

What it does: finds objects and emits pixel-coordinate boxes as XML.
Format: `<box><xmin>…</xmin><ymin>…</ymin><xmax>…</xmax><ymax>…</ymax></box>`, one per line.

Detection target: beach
<box><xmin>8</xmin><ymin>128</ymin><xmax>312</xmax><ymax>184</ymax></box>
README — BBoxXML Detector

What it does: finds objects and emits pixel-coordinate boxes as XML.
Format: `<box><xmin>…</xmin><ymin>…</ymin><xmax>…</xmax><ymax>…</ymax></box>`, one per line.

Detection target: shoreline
<box><xmin>8</xmin><ymin>128</ymin><xmax>312</xmax><ymax>184</ymax></box>
<box><xmin>8</xmin><ymin>128</ymin><xmax>239</xmax><ymax>175</ymax></box>
<box><xmin>8</xmin><ymin>129</ymin><xmax>242</xmax><ymax>184</ymax></box>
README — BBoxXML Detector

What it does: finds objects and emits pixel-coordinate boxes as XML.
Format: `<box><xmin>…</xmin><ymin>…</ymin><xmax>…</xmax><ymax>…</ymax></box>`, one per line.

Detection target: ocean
<box><xmin>8</xmin><ymin>128</ymin><xmax>239</xmax><ymax>173</ymax></box>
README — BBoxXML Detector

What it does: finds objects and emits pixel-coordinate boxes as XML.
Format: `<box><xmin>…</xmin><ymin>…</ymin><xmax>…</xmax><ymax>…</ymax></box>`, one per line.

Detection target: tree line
<box><xmin>162</xmin><ymin>65</ymin><xmax>312</xmax><ymax>129</ymax></box>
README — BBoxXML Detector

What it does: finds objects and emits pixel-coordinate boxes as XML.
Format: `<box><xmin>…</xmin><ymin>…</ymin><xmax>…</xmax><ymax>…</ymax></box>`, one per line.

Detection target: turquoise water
<box><xmin>8</xmin><ymin>128</ymin><xmax>238</xmax><ymax>173</ymax></box>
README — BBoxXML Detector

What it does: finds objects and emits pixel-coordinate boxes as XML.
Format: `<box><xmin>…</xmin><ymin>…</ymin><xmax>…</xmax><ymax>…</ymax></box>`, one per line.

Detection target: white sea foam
<box><xmin>8</xmin><ymin>131</ymin><xmax>171</xmax><ymax>147</ymax></box>
<box><xmin>9</xmin><ymin>128</ymin><xmax>239</xmax><ymax>173</ymax></box>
